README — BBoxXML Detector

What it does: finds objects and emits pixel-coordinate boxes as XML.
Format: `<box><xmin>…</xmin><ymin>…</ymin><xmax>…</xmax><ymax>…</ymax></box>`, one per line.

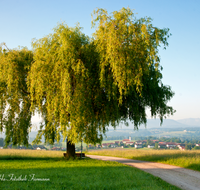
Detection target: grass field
<box><xmin>87</xmin><ymin>149</ymin><xmax>200</xmax><ymax>172</ymax></box>
<box><xmin>0</xmin><ymin>149</ymin><xmax>180</xmax><ymax>190</ymax></box>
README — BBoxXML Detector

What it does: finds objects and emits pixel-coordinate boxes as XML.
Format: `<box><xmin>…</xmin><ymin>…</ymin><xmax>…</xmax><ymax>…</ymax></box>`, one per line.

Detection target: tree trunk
<box><xmin>66</xmin><ymin>140</ymin><xmax>75</xmax><ymax>158</ymax></box>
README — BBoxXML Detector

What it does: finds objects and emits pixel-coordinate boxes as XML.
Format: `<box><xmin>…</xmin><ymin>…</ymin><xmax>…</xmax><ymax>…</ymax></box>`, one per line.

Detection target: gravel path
<box><xmin>87</xmin><ymin>155</ymin><xmax>200</xmax><ymax>190</ymax></box>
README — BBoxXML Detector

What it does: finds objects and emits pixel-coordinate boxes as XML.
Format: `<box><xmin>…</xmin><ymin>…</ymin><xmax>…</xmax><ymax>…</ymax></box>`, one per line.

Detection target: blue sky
<box><xmin>1</xmin><ymin>0</ymin><xmax>200</xmax><ymax>121</ymax></box>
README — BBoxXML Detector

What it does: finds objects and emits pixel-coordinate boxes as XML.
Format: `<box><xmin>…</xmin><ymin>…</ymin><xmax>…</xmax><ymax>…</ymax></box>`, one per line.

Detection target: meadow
<box><xmin>0</xmin><ymin>149</ymin><xmax>180</xmax><ymax>190</ymax></box>
<box><xmin>87</xmin><ymin>149</ymin><xmax>200</xmax><ymax>172</ymax></box>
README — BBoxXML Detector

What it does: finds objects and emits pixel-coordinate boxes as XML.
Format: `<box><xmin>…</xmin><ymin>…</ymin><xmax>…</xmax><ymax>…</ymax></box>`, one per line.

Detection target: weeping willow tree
<box><xmin>0</xmin><ymin>8</ymin><xmax>174</xmax><ymax>158</ymax></box>
<box><xmin>28</xmin><ymin>24</ymin><xmax>116</xmax><ymax>157</ymax></box>
<box><xmin>0</xmin><ymin>45</ymin><xmax>33</xmax><ymax>146</ymax></box>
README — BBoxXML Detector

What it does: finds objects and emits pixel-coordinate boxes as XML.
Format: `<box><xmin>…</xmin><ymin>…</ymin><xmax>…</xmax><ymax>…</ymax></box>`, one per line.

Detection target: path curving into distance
<box><xmin>87</xmin><ymin>155</ymin><xmax>200</xmax><ymax>190</ymax></box>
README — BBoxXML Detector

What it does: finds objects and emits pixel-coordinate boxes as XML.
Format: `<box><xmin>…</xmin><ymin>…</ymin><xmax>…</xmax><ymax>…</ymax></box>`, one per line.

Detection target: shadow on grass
<box><xmin>0</xmin><ymin>155</ymin><xmax>64</xmax><ymax>161</ymax></box>
<box><xmin>185</xmin><ymin>163</ymin><xmax>200</xmax><ymax>171</ymax></box>
<box><xmin>0</xmin><ymin>158</ymin><xmax>181</xmax><ymax>190</ymax></box>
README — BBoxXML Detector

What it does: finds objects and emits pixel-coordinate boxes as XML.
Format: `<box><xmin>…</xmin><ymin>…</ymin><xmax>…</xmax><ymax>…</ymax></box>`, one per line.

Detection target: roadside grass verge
<box><xmin>87</xmin><ymin>149</ymin><xmax>200</xmax><ymax>172</ymax></box>
<box><xmin>0</xmin><ymin>149</ymin><xmax>180</xmax><ymax>190</ymax></box>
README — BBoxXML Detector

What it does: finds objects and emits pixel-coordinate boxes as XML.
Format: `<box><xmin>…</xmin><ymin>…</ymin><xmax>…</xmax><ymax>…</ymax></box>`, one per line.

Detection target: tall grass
<box><xmin>0</xmin><ymin>149</ymin><xmax>64</xmax><ymax>160</ymax></box>
<box><xmin>87</xmin><ymin>149</ymin><xmax>200</xmax><ymax>171</ymax></box>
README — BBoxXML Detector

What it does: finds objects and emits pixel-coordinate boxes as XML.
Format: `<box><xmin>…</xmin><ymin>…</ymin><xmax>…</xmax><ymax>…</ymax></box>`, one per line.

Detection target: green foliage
<box><xmin>185</xmin><ymin>143</ymin><xmax>193</xmax><ymax>150</ymax></box>
<box><xmin>154</xmin><ymin>142</ymin><xmax>159</xmax><ymax>149</ymax></box>
<box><xmin>92</xmin><ymin>8</ymin><xmax>174</xmax><ymax>125</ymax></box>
<box><xmin>0</xmin><ymin>47</ymin><xmax>33</xmax><ymax>146</ymax></box>
<box><xmin>193</xmin><ymin>146</ymin><xmax>200</xmax><ymax>150</ymax></box>
<box><xmin>28</xmin><ymin>23</ymin><xmax>108</xmax><ymax>145</ymax></box>
<box><xmin>0</xmin><ymin>7</ymin><xmax>175</xmax><ymax>147</ymax></box>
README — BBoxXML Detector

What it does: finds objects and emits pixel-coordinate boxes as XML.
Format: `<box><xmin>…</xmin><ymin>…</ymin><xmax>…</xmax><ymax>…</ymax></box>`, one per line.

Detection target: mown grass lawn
<box><xmin>87</xmin><ymin>149</ymin><xmax>200</xmax><ymax>172</ymax></box>
<box><xmin>0</xmin><ymin>149</ymin><xmax>180</xmax><ymax>190</ymax></box>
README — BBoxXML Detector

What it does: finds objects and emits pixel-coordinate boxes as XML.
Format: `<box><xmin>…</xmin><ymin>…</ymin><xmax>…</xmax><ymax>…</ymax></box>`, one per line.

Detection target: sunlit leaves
<box><xmin>92</xmin><ymin>8</ymin><xmax>171</xmax><ymax>103</ymax></box>
<box><xmin>0</xmin><ymin>48</ymin><xmax>33</xmax><ymax>146</ymax></box>
<box><xmin>29</xmin><ymin>24</ymin><xmax>104</xmax><ymax>144</ymax></box>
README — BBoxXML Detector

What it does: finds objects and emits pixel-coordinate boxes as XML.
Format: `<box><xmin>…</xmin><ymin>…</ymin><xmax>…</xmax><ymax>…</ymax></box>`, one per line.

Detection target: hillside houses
<box><xmin>158</xmin><ymin>142</ymin><xmax>167</xmax><ymax>149</ymax></box>
<box><xmin>166</xmin><ymin>142</ymin><xmax>177</xmax><ymax>148</ymax></box>
<box><xmin>126</xmin><ymin>142</ymin><xmax>134</xmax><ymax>146</ymax></box>
<box><xmin>148</xmin><ymin>145</ymin><xmax>154</xmax><ymax>148</ymax></box>
<box><xmin>135</xmin><ymin>144</ymin><xmax>143</xmax><ymax>149</ymax></box>
<box><xmin>101</xmin><ymin>143</ymin><xmax>116</xmax><ymax>148</ymax></box>
<box><xmin>86</xmin><ymin>137</ymin><xmax>200</xmax><ymax>151</ymax></box>
<box><xmin>122</xmin><ymin>139</ymin><xmax>130</xmax><ymax>144</ymax></box>
<box><xmin>177</xmin><ymin>144</ymin><xmax>185</xmax><ymax>150</ymax></box>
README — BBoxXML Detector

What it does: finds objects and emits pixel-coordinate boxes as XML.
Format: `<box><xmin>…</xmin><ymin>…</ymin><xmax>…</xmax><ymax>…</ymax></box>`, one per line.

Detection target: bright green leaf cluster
<box><xmin>0</xmin><ymin>48</ymin><xmax>32</xmax><ymax>146</ymax></box>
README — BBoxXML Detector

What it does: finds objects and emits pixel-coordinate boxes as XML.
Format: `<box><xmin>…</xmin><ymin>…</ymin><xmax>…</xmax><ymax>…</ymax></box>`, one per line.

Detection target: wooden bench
<box><xmin>63</xmin><ymin>153</ymin><xmax>85</xmax><ymax>158</ymax></box>
<box><xmin>75</xmin><ymin>153</ymin><xmax>85</xmax><ymax>158</ymax></box>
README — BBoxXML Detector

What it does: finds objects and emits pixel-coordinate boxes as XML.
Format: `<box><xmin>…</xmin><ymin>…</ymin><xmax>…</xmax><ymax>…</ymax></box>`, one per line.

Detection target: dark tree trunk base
<box><xmin>65</xmin><ymin>140</ymin><xmax>75</xmax><ymax>158</ymax></box>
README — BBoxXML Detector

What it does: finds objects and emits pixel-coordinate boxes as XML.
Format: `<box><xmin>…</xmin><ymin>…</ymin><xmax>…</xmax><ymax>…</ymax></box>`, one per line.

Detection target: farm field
<box><xmin>87</xmin><ymin>149</ymin><xmax>200</xmax><ymax>172</ymax></box>
<box><xmin>0</xmin><ymin>149</ymin><xmax>180</xmax><ymax>190</ymax></box>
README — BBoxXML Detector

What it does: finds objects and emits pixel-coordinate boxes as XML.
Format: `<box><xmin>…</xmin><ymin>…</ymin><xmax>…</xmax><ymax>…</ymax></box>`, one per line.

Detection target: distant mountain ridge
<box><xmin>110</xmin><ymin>118</ymin><xmax>200</xmax><ymax>130</ymax></box>
<box><xmin>177</xmin><ymin>118</ymin><xmax>200</xmax><ymax>127</ymax></box>
<box><xmin>145</xmin><ymin>119</ymin><xmax>186</xmax><ymax>129</ymax></box>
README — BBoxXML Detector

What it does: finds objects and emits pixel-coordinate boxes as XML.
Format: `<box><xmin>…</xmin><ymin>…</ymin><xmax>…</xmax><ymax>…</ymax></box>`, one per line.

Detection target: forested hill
<box><xmin>109</xmin><ymin>118</ymin><xmax>200</xmax><ymax>130</ymax></box>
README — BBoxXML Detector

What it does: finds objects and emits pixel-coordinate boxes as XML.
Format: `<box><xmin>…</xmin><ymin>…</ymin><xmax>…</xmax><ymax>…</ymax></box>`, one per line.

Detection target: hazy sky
<box><xmin>1</xmin><ymin>0</ymin><xmax>200</xmax><ymax>122</ymax></box>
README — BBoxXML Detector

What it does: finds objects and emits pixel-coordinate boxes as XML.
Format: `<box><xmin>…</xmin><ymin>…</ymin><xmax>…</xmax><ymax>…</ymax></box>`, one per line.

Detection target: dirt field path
<box><xmin>87</xmin><ymin>155</ymin><xmax>200</xmax><ymax>190</ymax></box>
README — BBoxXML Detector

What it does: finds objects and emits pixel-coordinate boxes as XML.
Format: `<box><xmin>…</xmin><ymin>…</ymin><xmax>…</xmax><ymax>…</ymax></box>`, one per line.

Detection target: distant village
<box><xmin>87</xmin><ymin>137</ymin><xmax>200</xmax><ymax>151</ymax></box>
<box><xmin>1</xmin><ymin>136</ymin><xmax>200</xmax><ymax>151</ymax></box>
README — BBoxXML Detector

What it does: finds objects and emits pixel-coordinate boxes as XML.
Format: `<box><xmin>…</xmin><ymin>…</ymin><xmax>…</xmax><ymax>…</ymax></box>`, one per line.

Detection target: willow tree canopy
<box><xmin>0</xmin><ymin>7</ymin><xmax>174</xmax><ymax>146</ymax></box>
